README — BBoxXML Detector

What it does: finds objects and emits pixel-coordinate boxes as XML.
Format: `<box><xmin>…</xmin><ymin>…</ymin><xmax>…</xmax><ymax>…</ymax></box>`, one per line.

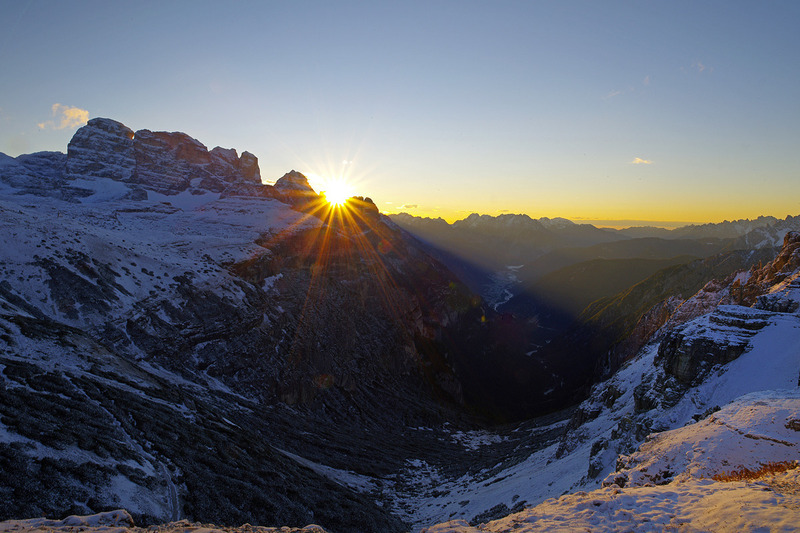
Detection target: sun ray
<box><xmin>321</xmin><ymin>178</ymin><xmax>354</xmax><ymax>207</ymax></box>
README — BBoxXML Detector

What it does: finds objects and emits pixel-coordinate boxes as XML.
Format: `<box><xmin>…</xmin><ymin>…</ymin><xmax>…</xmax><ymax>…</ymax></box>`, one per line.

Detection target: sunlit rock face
<box><xmin>747</xmin><ymin>231</ymin><xmax>800</xmax><ymax>312</ymax></box>
<box><xmin>273</xmin><ymin>170</ymin><xmax>319</xmax><ymax>205</ymax></box>
<box><xmin>65</xmin><ymin>118</ymin><xmax>263</xmax><ymax>194</ymax></box>
<box><xmin>274</xmin><ymin>170</ymin><xmax>314</xmax><ymax>192</ymax></box>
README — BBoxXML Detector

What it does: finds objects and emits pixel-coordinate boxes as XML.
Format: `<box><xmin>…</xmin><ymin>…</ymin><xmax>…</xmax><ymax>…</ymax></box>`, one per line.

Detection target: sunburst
<box><xmin>322</xmin><ymin>178</ymin><xmax>354</xmax><ymax>207</ymax></box>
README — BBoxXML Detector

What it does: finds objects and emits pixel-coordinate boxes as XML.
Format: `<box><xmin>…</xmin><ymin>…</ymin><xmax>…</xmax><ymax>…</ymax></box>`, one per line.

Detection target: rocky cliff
<box><xmin>65</xmin><ymin>118</ymin><xmax>263</xmax><ymax>195</ymax></box>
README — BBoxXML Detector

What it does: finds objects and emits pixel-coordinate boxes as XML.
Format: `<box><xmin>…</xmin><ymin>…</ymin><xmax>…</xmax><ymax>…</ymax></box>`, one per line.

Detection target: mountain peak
<box><xmin>273</xmin><ymin>170</ymin><xmax>319</xmax><ymax>205</ymax></box>
<box><xmin>65</xmin><ymin>117</ymin><xmax>262</xmax><ymax>194</ymax></box>
<box><xmin>274</xmin><ymin>170</ymin><xmax>314</xmax><ymax>192</ymax></box>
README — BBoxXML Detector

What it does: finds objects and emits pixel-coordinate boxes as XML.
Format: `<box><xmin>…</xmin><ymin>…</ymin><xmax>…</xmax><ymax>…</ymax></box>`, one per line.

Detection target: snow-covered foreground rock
<box><xmin>409</xmin><ymin>303</ymin><xmax>799</xmax><ymax>528</ymax></box>
<box><xmin>424</xmin><ymin>391</ymin><xmax>800</xmax><ymax>532</ymax></box>
<box><xmin>427</xmin><ymin>470</ymin><xmax>800</xmax><ymax>532</ymax></box>
<box><xmin>5</xmin><ymin>392</ymin><xmax>797</xmax><ymax>533</ymax></box>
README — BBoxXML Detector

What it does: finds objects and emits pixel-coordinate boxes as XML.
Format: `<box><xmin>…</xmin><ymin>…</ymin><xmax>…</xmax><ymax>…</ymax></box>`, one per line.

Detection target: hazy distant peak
<box><xmin>454</xmin><ymin>212</ymin><xmax>543</xmax><ymax>230</ymax></box>
<box><xmin>538</xmin><ymin>216</ymin><xmax>575</xmax><ymax>229</ymax></box>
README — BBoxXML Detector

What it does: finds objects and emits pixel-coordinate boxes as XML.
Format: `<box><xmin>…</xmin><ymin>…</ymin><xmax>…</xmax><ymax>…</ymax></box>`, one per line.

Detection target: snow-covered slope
<box><xmin>424</xmin><ymin>390</ymin><xmax>800</xmax><ymax>532</ymax></box>
<box><xmin>416</xmin><ymin>234</ymin><xmax>800</xmax><ymax>530</ymax></box>
<box><xmin>2</xmin><ymin>118</ymin><xmax>799</xmax><ymax>531</ymax></box>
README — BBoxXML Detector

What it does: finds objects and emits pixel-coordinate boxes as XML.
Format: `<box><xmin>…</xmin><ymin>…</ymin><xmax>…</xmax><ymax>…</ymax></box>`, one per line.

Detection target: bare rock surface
<box><xmin>63</xmin><ymin>117</ymin><xmax>265</xmax><ymax>195</ymax></box>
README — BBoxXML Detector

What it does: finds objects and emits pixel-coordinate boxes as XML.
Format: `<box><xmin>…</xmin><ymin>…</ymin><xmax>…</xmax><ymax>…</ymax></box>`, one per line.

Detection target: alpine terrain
<box><xmin>0</xmin><ymin>118</ymin><xmax>797</xmax><ymax>532</ymax></box>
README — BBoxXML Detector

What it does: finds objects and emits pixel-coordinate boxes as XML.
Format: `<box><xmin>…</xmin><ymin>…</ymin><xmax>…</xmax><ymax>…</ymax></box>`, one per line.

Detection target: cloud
<box><xmin>692</xmin><ymin>61</ymin><xmax>713</xmax><ymax>74</ymax></box>
<box><xmin>603</xmin><ymin>90</ymin><xmax>623</xmax><ymax>99</ymax></box>
<box><xmin>643</xmin><ymin>75</ymin><xmax>650</xmax><ymax>86</ymax></box>
<box><xmin>398</xmin><ymin>204</ymin><xmax>418</xmax><ymax>210</ymax></box>
<box><xmin>631</xmin><ymin>157</ymin><xmax>653</xmax><ymax>165</ymax></box>
<box><xmin>38</xmin><ymin>103</ymin><xmax>89</xmax><ymax>130</ymax></box>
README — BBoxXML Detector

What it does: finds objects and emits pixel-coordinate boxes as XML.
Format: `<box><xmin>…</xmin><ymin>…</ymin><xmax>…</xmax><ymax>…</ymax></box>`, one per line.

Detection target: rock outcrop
<box><xmin>0</xmin><ymin>139</ymin><xmax>480</xmax><ymax>531</ymax></box>
<box><xmin>656</xmin><ymin>305</ymin><xmax>771</xmax><ymax>385</ymax></box>
<box><xmin>66</xmin><ymin>118</ymin><xmax>136</xmax><ymax>182</ymax></box>
<box><xmin>741</xmin><ymin>231</ymin><xmax>800</xmax><ymax>310</ymax></box>
<box><xmin>274</xmin><ymin>170</ymin><xmax>319</xmax><ymax>205</ymax></box>
<box><xmin>64</xmin><ymin>117</ymin><xmax>264</xmax><ymax>195</ymax></box>
<box><xmin>652</xmin><ymin>234</ymin><xmax>800</xmax><ymax>385</ymax></box>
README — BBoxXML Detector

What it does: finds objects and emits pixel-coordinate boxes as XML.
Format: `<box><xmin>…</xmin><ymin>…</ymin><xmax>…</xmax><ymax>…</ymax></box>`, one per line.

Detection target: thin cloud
<box><xmin>631</xmin><ymin>157</ymin><xmax>653</xmax><ymax>165</ymax></box>
<box><xmin>38</xmin><ymin>103</ymin><xmax>89</xmax><ymax>130</ymax></box>
<box><xmin>603</xmin><ymin>90</ymin><xmax>623</xmax><ymax>100</ymax></box>
<box><xmin>643</xmin><ymin>75</ymin><xmax>650</xmax><ymax>86</ymax></box>
<box><xmin>692</xmin><ymin>61</ymin><xmax>713</xmax><ymax>74</ymax></box>
<box><xmin>398</xmin><ymin>204</ymin><xmax>418</xmax><ymax>210</ymax></box>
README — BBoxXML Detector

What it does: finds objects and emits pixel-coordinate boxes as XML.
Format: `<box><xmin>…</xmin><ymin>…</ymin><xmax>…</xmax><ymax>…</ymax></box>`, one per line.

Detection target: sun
<box><xmin>323</xmin><ymin>179</ymin><xmax>354</xmax><ymax>207</ymax></box>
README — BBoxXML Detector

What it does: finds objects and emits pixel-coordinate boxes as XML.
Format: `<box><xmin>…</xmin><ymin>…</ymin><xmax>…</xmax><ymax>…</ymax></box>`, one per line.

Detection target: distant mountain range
<box><xmin>390</xmin><ymin>211</ymin><xmax>797</xmax><ymax>275</ymax></box>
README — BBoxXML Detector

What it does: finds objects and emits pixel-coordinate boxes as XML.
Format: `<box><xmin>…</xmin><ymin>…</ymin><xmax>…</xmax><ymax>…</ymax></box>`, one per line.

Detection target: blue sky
<box><xmin>1</xmin><ymin>1</ymin><xmax>798</xmax><ymax>224</ymax></box>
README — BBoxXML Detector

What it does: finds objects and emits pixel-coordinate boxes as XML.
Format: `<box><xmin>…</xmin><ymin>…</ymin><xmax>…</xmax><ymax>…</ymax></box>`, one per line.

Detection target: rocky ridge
<box><xmin>66</xmin><ymin>118</ymin><xmax>262</xmax><ymax>195</ymax></box>
<box><xmin>624</xmin><ymin>231</ymin><xmax>800</xmax><ymax>364</ymax></box>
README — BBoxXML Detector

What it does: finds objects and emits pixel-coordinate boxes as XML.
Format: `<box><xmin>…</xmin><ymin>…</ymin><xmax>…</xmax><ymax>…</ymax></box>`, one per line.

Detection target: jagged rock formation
<box><xmin>273</xmin><ymin>170</ymin><xmax>319</xmax><ymax>205</ymax></box>
<box><xmin>740</xmin><ymin>231</ymin><xmax>800</xmax><ymax>308</ymax></box>
<box><xmin>66</xmin><ymin>117</ymin><xmax>136</xmax><ymax>182</ymax></box>
<box><xmin>656</xmin><ymin>305</ymin><xmax>772</xmax><ymax>385</ymax></box>
<box><xmin>65</xmin><ymin>118</ymin><xmax>263</xmax><ymax>195</ymax></box>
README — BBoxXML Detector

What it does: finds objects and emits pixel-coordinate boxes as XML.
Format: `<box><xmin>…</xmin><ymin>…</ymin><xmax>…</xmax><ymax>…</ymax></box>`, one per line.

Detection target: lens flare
<box><xmin>323</xmin><ymin>179</ymin><xmax>354</xmax><ymax>207</ymax></box>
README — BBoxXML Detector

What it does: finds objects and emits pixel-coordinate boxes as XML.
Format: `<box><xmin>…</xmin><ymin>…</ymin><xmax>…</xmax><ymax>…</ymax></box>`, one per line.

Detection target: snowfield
<box><xmin>424</xmin><ymin>390</ymin><xmax>800</xmax><ymax>532</ymax></box>
<box><xmin>426</xmin><ymin>469</ymin><xmax>800</xmax><ymax>532</ymax></box>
